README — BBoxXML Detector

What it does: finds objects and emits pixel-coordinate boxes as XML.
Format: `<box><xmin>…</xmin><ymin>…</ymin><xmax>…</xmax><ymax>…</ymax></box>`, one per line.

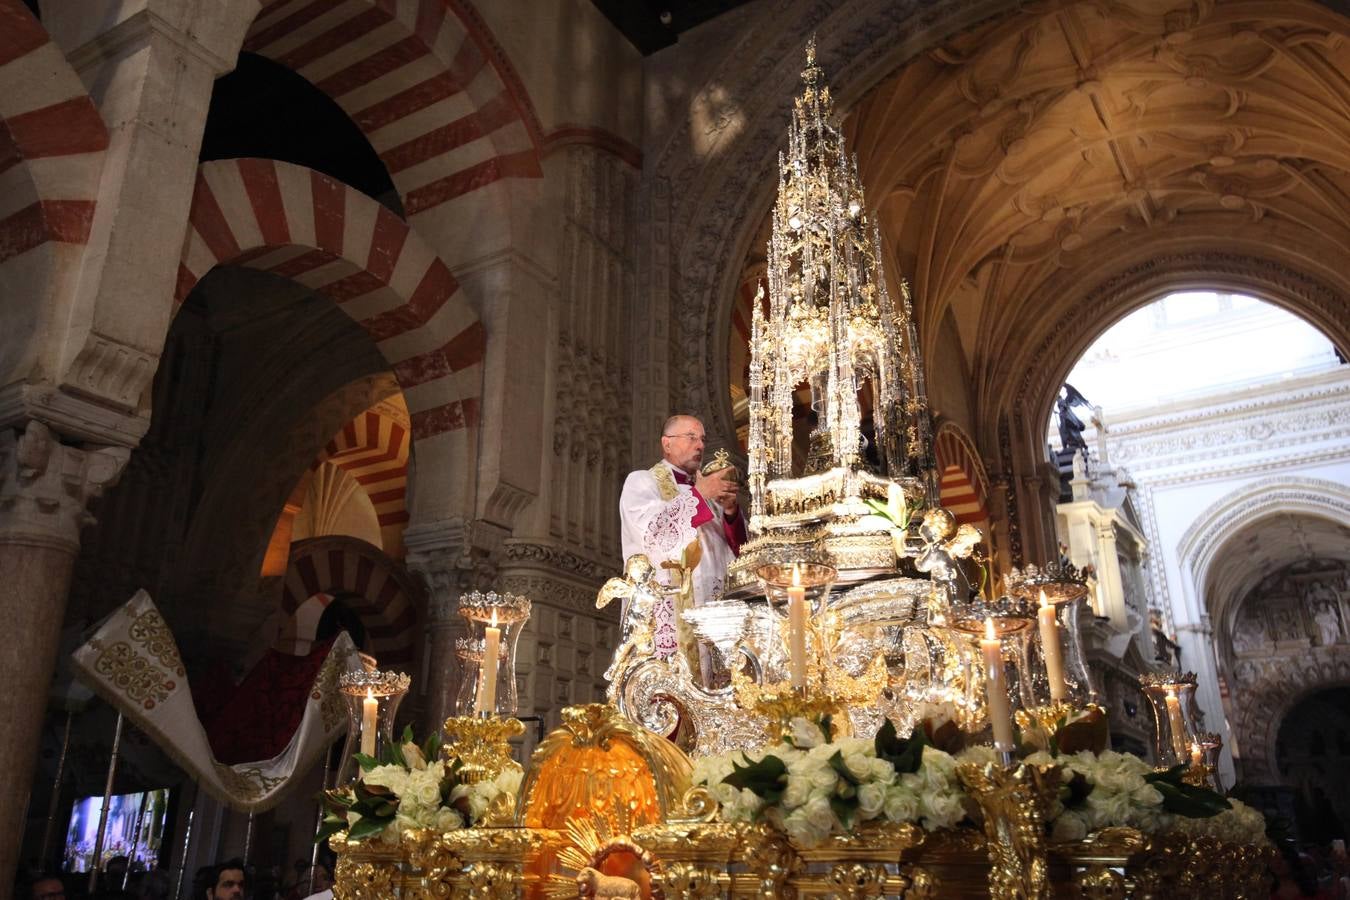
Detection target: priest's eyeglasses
<box><xmin>664</xmin><ymin>431</ymin><xmax>705</xmax><ymax>442</ymax></box>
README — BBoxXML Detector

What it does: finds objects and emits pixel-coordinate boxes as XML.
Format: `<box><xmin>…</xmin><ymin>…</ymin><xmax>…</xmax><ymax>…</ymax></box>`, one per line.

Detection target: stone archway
<box><xmin>1177</xmin><ymin>478</ymin><xmax>1350</xmax><ymax>784</ymax></box>
<box><xmin>0</xmin><ymin>0</ymin><xmax>113</xmax><ymax>429</ymax></box>
<box><xmin>178</xmin><ymin>157</ymin><xmax>484</xmax><ymax>518</ymax></box>
<box><xmin>281</xmin><ymin>535</ymin><xmax>421</xmax><ymax>669</ymax></box>
<box><xmin>239</xmin><ymin>0</ymin><xmax>543</xmax><ymax>260</ymax></box>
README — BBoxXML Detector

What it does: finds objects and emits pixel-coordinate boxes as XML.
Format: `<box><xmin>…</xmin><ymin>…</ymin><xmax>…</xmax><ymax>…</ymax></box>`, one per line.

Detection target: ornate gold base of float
<box><xmin>332</xmin><ymin>705</ymin><xmax>1270</xmax><ymax>900</ymax></box>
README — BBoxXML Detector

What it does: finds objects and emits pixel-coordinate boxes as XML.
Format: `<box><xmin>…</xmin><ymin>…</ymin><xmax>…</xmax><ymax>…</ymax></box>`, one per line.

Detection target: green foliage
<box><xmin>874</xmin><ymin>719</ymin><xmax>927</xmax><ymax>774</ymax></box>
<box><xmin>723</xmin><ymin>753</ymin><xmax>787</xmax><ymax>805</ymax></box>
<box><xmin>1145</xmin><ymin>765</ymin><xmax>1232</xmax><ymax>819</ymax></box>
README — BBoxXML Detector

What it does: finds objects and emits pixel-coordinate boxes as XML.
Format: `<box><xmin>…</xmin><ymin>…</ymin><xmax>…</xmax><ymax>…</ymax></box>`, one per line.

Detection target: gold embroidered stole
<box><xmin>649</xmin><ymin>461</ymin><xmax>678</xmax><ymax>501</ymax></box>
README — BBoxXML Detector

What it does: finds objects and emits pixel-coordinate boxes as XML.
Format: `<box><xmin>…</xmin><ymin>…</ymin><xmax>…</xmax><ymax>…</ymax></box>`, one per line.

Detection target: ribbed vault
<box><xmin>847</xmin><ymin>0</ymin><xmax>1350</xmax><ymax>441</ymax></box>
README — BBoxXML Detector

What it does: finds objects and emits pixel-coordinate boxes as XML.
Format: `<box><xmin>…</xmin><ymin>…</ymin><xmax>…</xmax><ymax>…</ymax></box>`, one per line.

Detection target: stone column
<box><xmin>0</xmin><ymin>422</ymin><xmax>128</xmax><ymax>887</ymax></box>
<box><xmin>404</xmin><ymin>520</ymin><xmax>495</xmax><ymax>734</ymax></box>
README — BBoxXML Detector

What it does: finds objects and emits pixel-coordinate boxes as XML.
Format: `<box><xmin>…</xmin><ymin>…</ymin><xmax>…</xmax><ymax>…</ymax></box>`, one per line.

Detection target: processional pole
<box><xmin>38</xmin><ymin>709</ymin><xmax>75</xmax><ymax>867</ymax></box>
<box><xmin>88</xmin><ymin>711</ymin><xmax>125</xmax><ymax>894</ymax></box>
<box><xmin>308</xmin><ymin>742</ymin><xmax>336</xmax><ymax>895</ymax></box>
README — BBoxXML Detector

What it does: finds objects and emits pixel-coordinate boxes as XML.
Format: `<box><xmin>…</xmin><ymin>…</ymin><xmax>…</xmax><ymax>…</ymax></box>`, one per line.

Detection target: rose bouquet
<box><xmin>691</xmin><ymin>717</ymin><xmax>968</xmax><ymax>847</ymax></box>
<box><xmin>317</xmin><ymin>726</ymin><xmax>523</xmax><ymax>845</ymax></box>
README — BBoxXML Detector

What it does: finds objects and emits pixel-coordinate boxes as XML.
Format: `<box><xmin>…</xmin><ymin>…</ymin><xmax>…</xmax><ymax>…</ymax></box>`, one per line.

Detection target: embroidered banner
<box><xmin>72</xmin><ymin>590</ymin><xmax>363</xmax><ymax>812</ymax></box>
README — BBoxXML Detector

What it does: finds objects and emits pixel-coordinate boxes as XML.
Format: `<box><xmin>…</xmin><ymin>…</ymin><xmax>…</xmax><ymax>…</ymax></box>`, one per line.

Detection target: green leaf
<box><xmin>314</xmin><ymin>818</ymin><xmax>346</xmax><ymax>844</ymax></box>
<box><xmin>422</xmin><ymin>730</ymin><xmax>443</xmax><ymax>763</ymax></box>
<box><xmin>1062</xmin><ymin>772</ymin><xmax>1093</xmax><ymax>809</ymax></box>
<box><xmin>354</xmin><ymin>752</ymin><xmax>380</xmax><ymax>773</ymax></box>
<box><xmin>347</xmin><ymin>815</ymin><xmax>393</xmax><ymax>841</ymax></box>
<box><xmin>874</xmin><ymin>719</ymin><xmax>927</xmax><ymax>774</ymax></box>
<box><xmin>829</xmin><ymin>793</ymin><xmax>858</xmax><ymax>830</ymax></box>
<box><xmin>828</xmin><ymin>750</ymin><xmax>862</xmax><ymax>787</ymax></box>
<box><xmin>401</xmin><ymin>724</ymin><xmax>415</xmax><ymax>745</ymax></box>
<box><xmin>1150</xmin><ymin>780</ymin><xmax>1232</xmax><ymax>819</ymax></box>
<box><xmin>386</xmin><ymin>738</ymin><xmax>408</xmax><ymax>769</ymax></box>
<box><xmin>820</xmin><ymin>714</ymin><xmax>835</xmax><ymax>744</ymax></box>
<box><xmin>723</xmin><ymin>753</ymin><xmax>787</xmax><ymax>804</ymax></box>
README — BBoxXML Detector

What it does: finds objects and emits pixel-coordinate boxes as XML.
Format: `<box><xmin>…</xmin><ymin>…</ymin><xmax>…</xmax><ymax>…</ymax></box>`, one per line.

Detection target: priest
<box><xmin>619</xmin><ymin>415</ymin><xmax>747</xmax><ymax>661</ymax></box>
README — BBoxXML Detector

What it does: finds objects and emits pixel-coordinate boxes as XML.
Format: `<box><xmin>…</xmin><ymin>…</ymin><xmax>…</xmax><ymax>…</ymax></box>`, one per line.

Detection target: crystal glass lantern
<box><xmin>336</xmin><ymin>668</ymin><xmax>410</xmax><ymax>785</ymax></box>
<box><xmin>1021</xmin><ymin>594</ymin><xmax>1097</xmax><ymax>708</ymax></box>
<box><xmin>457</xmin><ymin>591</ymin><xmax>531</xmax><ymax>718</ymax></box>
<box><xmin>453</xmin><ymin>636</ymin><xmax>508</xmax><ymax>718</ymax></box>
<box><xmin>1140</xmin><ymin>671</ymin><xmax>1200</xmax><ymax>767</ymax></box>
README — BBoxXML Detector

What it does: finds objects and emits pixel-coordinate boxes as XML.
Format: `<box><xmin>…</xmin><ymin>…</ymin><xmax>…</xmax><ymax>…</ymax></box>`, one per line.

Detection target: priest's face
<box><xmin>661</xmin><ymin>417</ymin><xmax>705</xmax><ymax>474</ymax></box>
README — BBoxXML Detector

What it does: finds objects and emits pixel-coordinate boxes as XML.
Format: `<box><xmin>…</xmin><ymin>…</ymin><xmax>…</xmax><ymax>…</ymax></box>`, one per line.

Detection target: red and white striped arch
<box><xmin>0</xmin><ymin>1</ymin><xmax>107</xmax><ymax>277</ymax></box>
<box><xmin>178</xmin><ymin>157</ymin><xmax>485</xmax><ymax>452</ymax></box>
<box><xmin>279</xmin><ymin>536</ymin><xmax>419</xmax><ymax>667</ymax></box>
<box><xmin>318</xmin><ymin>402</ymin><xmax>411</xmax><ymax>556</ymax></box>
<box><xmin>242</xmin><ymin>0</ymin><xmax>542</xmax><ymax>222</ymax></box>
<box><xmin>934</xmin><ymin>421</ymin><xmax>992</xmax><ymax>529</ymax></box>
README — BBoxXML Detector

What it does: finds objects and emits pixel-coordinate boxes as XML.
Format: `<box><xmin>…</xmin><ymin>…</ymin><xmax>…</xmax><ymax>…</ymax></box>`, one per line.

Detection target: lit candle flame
<box><xmin>984</xmin><ymin>617</ymin><xmax>996</xmax><ymax>642</ymax></box>
<box><xmin>367</xmin><ymin>687</ymin><xmax>374</xmax><ymax>700</ymax></box>
<box><xmin>791</xmin><ymin>564</ymin><xmax>802</xmax><ymax>588</ymax></box>
<box><xmin>1039</xmin><ymin>588</ymin><xmax>1050</xmax><ymax>609</ymax></box>
<box><xmin>490</xmin><ymin>609</ymin><xmax>498</xmax><ymax>629</ymax></box>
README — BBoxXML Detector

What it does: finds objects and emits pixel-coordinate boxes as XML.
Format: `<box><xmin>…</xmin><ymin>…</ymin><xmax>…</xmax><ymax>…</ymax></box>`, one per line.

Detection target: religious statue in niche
<box><xmin>1311</xmin><ymin>596</ymin><xmax>1343</xmax><ymax>647</ymax></box>
<box><xmin>1269</xmin><ymin>602</ymin><xmax>1306</xmax><ymax>644</ymax></box>
<box><xmin>1231</xmin><ymin>613</ymin><xmax>1268</xmax><ymax>656</ymax></box>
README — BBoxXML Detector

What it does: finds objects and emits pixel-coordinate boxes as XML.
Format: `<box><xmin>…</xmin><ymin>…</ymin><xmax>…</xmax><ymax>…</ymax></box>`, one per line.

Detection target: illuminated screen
<box><xmin>63</xmin><ymin>788</ymin><xmax>171</xmax><ymax>873</ymax></box>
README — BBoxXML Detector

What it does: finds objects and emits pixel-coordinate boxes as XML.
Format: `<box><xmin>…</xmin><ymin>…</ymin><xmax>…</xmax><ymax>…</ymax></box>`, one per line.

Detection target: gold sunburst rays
<box><xmin>541</xmin><ymin>807</ymin><xmax>662</xmax><ymax>900</ymax></box>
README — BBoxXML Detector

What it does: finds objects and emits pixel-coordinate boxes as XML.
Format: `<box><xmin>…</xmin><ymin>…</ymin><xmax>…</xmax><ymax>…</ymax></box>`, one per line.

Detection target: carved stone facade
<box><xmin>1225</xmin><ymin>560</ymin><xmax>1350</xmax><ymax>785</ymax></box>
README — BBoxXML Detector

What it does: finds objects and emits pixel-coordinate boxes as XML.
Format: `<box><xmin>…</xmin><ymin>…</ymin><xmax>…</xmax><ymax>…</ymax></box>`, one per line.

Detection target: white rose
<box><xmin>782</xmin><ymin>808</ymin><xmax>829</xmax><ymax>847</ymax></box>
<box><xmin>883</xmin><ymin>785</ymin><xmax>920</xmax><ymax>823</ymax></box>
<box><xmin>790</xmin><ymin>717</ymin><xmax>823</xmax><ymax>748</ymax></box>
<box><xmin>1051</xmin><ymin>811</ymin><xmax>1089</xmax><ymax>842</ymax></box>
<box><xmin>434</xmin><ymin>807</ymin><xmax>463</xmax><ymax>832</ymax></box>
<box><xmin>496</xmin><ymin>765</ymin><xmax>523</xmax><ymax>796</ymax></box>
<box><xmin>803</xmin><ymin>794</ymin><xmax>835</xmax><ymax>833</ymax></box>
<box><xmin>402</xmin><ymin>742</ymin><xmax>427</xmax><ymax>770</ymax></box>
<box><xmin>408</xmin><ymin>769</ymin><xmax>443</xmax><ymax>808</ymax></box>
<box><xmin>782</xmin><ymin>774</ymin><xmax>813</xmax><ymax>809</ymax></box>
<box><xmin>920</xmin><ymin>790</ymin><xmax>965</xmax><ymax>830</ymax></box>
<box><xmin>857</xmin><ymin>782</ymin><xmax>887</xmax><ymax>819</ymax></box>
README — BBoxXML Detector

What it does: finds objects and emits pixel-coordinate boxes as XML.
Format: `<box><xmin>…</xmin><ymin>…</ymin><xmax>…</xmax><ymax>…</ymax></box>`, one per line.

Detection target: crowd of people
<box><xmin>1271</xmin><ymin>841</ymin><xmax>1350</xmax><ymax>899</ymax></box>
<box><xmin>17</xmin><ymin>856</ymin><xmax>334</xmax><ymax>900</ymax></box>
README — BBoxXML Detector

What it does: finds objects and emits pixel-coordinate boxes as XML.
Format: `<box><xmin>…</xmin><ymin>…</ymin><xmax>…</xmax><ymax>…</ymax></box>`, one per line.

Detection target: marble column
<box><xmin>0</xmin><ymin>422</ymin><xmax>128</xmax><ymax>887</ymax></box>
<box><xmin>404</xmin><ymin>521</ymin><xmax>496</xmax><ymax>734</ymax></box>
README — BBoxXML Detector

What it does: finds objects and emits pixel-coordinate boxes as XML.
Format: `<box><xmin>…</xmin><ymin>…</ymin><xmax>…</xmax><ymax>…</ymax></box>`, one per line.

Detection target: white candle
<box><xmin>788</xmin><ymin>565</ymin><xmax>807</xmax><ymax>690</ymax></box>
<box><xmin>475</xmin><ymin>612</ymin><xmax>501</xmax><ymax>716</ymax></box>
<box><xmin>1038</xmin><ymin>590</ymin><xmax>1068</xmax><ymax>702</ymax></box>
<box><xmin>360</xmin><ymin>688</ymin><xmax>378</xmax><ymax>756</ymax></box>
<box><xmin>1165</xmin><ymin>689</ymin><xmax>1188</xmax><ymax>758</ymax></box>
<box><xmin>1190</xmin><ymin>741</ymin><xmax>1204</xmax><ymax>770</ymax></box>
<box><xmin>981</xmin><ymin>618</ymin><xmax>1016</xmax><ymax>751</ymax></box>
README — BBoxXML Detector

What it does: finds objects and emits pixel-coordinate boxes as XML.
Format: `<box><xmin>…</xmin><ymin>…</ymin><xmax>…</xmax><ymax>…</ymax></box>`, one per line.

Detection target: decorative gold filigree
<box><xmin>443</xmin><ymin>715</ymin><xmax>524</xmax><ymax>786</ymax></box>
<box><xmin>333</xmin><ymin>855</ymin><xmax>397</xmax><ymax>900</ymax></box>
<box><xmin>959</xmin><ymin>763</ymin><xmax>1060</xmax><ymax>900</ymax></box>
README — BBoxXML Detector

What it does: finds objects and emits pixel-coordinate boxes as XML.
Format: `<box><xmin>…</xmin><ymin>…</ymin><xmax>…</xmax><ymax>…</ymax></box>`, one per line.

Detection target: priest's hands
<box><xmin>695</xmin><ymin>468</ymin><xmax>739</xmax><ymax>515</ymax></box>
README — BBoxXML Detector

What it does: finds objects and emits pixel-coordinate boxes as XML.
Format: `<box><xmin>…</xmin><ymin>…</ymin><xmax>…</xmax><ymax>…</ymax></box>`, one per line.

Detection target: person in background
<box><xmin>204</xmin><ymin>859</ymin><xmax>247</xmax><ymax>900</ymax></box>
<box><xmin>29</xmin><ymin>872</ymin><xmax>65</xmax><ymax>900</ymax></box>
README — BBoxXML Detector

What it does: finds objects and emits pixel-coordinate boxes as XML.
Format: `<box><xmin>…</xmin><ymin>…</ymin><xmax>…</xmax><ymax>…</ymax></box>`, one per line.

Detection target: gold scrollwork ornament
<box><xmin>333</xmin><ymin>856</ymin><xmax>397</xmax><ymax>900</ymax></box>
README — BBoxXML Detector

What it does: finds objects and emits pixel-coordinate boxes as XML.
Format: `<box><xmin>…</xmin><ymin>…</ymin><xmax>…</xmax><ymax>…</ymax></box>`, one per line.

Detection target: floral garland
<box><xmin>317</xmin><ymin>727</ymin><xmax>522</xmax><ymax>845</ymax></box>
<box><xmin>694</xmin><ymin>708</ymin><xmax>1268</xmax><ymax>850</ymax></box>
<box><xmin>692</xmin><ymin>717</ymin><xmax>967</xmax><ymax>847</ymax></box>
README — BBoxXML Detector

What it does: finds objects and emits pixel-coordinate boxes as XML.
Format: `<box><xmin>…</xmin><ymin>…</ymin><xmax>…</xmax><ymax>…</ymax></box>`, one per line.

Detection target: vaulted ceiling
<box><xmin>845</xmin><ymin>0</ymin><xmax>1350</xmax><ymax>433</ymax></box>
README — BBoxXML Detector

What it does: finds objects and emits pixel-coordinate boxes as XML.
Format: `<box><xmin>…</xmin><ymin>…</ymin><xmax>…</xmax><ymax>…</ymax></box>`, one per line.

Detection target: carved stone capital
<box><xmin>0</xmin><ymin>421</ymin><xmax>130</xmax><ymax>551</ymax></box>
<box><xmin>404</xmin><ymin>519</ymin><xmax>499</xmax><ymax>622</ymax></box>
